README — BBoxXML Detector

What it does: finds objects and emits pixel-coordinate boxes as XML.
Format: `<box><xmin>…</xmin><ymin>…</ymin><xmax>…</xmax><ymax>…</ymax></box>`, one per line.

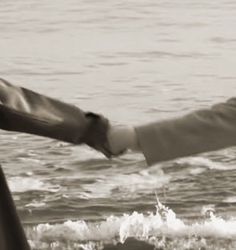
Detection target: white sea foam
<box><xmin>175</xmin><ymin>156</ymin><xmax>232</xmax><ymax>170</ymax></box>
<box><xmin>25</xmin><ymin>201</ymin><xmax>46</xmax><ymax>208</ymax></box>
<box><xmin>223</xmin><ymin>196</ymin><xmax>236</xmax><ymax>203</ymax></box>
<box><xmin>80</xmin><ymin>169</ymin><xmax>170</xmax><ymax>199</ymax></box>
<box><xmin>30</xmin><ymin>201</ymin><xmax>236</xmax><ymax>249</ymax></box>
<box><xmin>8</xmin><ymin>177</ymin><xmax>60</xmax><ymax>193</ymax></box>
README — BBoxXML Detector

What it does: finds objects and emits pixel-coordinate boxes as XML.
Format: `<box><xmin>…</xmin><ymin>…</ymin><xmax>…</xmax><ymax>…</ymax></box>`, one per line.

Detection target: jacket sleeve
<box><xmin>0</xmin><ymin>78</ymin><xmax>88</xmax><ymax>144</ymax></box>
<box><xmin>0</xmin><ymin>166</ymin><xmax>31</xmax><ymax>250</ymax></box>
<box><xmin>135</xmin><ymin>98</ymin><xmax>236</xmax><ymax>165</ymax></box>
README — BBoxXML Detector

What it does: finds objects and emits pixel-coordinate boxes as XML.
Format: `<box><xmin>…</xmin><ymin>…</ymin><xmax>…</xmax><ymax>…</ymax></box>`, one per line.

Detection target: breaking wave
<box><xmin>27</xmin><ymin>200</ymin><xmax>236</xmax><ymax>250</ymax></box>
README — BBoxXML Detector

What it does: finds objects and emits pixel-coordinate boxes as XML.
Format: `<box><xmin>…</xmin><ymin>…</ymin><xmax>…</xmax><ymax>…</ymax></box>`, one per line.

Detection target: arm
<box><xmin>0</xmin><ymin>166</ymin><xmax>30</xmax><ymax>250</ymax></box>
<box><xmin>108</xmin><ymin>98</ymin><xmax>236</xmax><ymax>165</ymax></box>
<box><xmin>0</xmin><ymin>78</ymin><xmax>111</xmax><ymax>157</ymax></box>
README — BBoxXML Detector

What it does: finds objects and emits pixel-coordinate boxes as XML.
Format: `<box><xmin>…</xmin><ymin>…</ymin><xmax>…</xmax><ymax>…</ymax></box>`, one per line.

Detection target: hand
<box><xmin>107</xmin><ymin>125</ymin><xmax>140</xmax><ymax>155</ymax></box>
<box><xmin>82</xmin><ymin>113</ymin><xmax>139</xmax><ymax>158</ymax></box>
<box><xmin>82</xmin><ymin>112</ymin><xmax>112</xmax><ymax>158</ymax></box>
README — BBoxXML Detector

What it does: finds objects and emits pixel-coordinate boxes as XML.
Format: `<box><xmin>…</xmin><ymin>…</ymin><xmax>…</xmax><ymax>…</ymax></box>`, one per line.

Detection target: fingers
<box><xmin>82</xmin><ymin>114</ymin><xmax>135</xmax><ymax>158</ymax></box>
<box><xmin>83</xmin><ymin>112</ymin><xmax>113</xmax><ymax>158</ymax></box>
<box><xmin>107</xmin><ymin>125</ymin><xmax>139</xmax><ymax>155</ymax></box>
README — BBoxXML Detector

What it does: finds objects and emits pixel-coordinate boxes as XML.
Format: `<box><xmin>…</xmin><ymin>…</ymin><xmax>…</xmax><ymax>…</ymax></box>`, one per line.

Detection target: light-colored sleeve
<box><xmin>135</xmin><ymin>98</ymin><xmax>236</xmax><ymax>165</ymax></box>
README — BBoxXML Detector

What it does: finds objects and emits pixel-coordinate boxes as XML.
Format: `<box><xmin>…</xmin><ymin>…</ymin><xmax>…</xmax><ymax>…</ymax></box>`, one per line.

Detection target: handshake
<box><xmin>1</xmin><ymin>78</ymin><xmax>233</xmax><ymax>168</ymax></box>
<box><xmin>82</xmin><ymin>112</ymin><xmax>139</xmax><ymax>158</ymax></box>
<box><xmin>0</xmin><ymin>78</ymin><xmax>139</xmax><ymax>159</ymax></box>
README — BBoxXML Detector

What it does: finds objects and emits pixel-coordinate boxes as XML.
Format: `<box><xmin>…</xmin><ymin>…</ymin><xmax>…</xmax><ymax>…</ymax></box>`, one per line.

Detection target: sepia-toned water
<box><xmin>1</xmin><ymin>0</ymin><xmax>236</xmax><ymax>249</ymax></box>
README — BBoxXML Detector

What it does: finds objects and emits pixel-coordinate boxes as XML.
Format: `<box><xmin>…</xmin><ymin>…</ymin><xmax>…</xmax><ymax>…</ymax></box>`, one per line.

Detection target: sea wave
<box><xmin>27</xmin><ymin>200</ymin><xmax>236</xmax><ymax>250</ymax></box>
<box><xmin>8</xmin><ymin>176</ymin><xmax>61</xmax><ymax>193</ymax></box>
<box><xmin>80</xmin><ymin>169</ymin><xmax>170</xmax><ymax>199</ymax></box>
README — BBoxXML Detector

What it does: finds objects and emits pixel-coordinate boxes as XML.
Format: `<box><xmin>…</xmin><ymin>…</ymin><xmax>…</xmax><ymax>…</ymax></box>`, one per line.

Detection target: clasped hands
<box><xmin>84</xmin><ymin>112</ymin><xmax>139</xmax><ymax>158</ymax></box>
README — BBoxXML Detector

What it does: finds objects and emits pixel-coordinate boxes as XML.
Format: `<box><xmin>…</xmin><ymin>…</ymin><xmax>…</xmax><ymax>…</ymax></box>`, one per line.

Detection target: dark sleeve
<box><xmin>0</xmin><ymin>166</ymin><xmax>30</xmax><ymax>250</ymax></box>
<box><xmin>0</xmin><ymin>78</ymin><xmax>88</xmax><ymax>144</ymax></box>
<box><xmin>135</xmin><ymin>98</ymin><xmax>236</xmax><ymax>165</ymax></box>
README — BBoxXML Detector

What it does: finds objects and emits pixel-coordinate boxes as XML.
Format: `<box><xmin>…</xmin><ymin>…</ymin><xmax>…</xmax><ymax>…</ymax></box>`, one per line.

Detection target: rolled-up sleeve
<box><xmin>135</xmin><ymin>98</ymin><xmax>236</xmax><ymax>165</ymax></box>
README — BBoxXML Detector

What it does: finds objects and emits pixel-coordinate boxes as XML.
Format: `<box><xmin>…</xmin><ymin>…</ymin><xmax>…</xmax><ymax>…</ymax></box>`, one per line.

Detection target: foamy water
<box><xmin>27</xmin><ymin>201</ymin><xmax>236</xmax><ymax>250</ymax></box>
<box><xmin>1</xmin><ymin>0</ymin><xmax>236</xmax><ymax>249</ymax></box>
<box><xmin>9</xmin><ymin>177</ymin><xmax>61</xmax><ymax>193</ymax></box>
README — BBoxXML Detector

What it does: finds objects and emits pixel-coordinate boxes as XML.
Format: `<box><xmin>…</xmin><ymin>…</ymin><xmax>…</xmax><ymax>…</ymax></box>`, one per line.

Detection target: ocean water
<box><xmin>1</xmin><ymin>0</ymin><xmax>236</xmax><ymax>249</ymax></box>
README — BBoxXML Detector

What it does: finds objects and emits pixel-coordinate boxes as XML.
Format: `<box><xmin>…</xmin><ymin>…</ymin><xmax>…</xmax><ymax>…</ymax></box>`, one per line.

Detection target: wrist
<box><xmin>107</xmin><ymin>125</ymin><xmax>140</xmax><ymax>155</ymax></box>
<box><xmin>126</xmin><ymin>126</ymin><xmax>139</xmax><ymax>151</ymax></box>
